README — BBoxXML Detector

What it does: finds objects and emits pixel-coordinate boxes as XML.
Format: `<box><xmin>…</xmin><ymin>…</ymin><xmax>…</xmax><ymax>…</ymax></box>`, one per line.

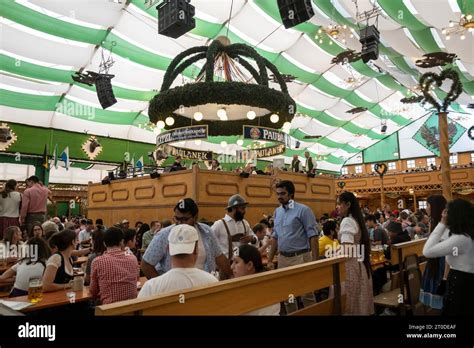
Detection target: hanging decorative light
<box><xmin>149</xmin><ymin>38</ymin><xmax>296</xmax><ymax>136</ymax></box>
<box><xmin>246</xmin><ymin>110</ymin><xmax>256</xmax><ymax>120</ymax></box>
<box><xmin>270</xmin><ymin>114</ymin><xmax>279</xmax><ymax>123</ymax></box>
<box><xmin>315</xmin><ymin>24</ymin><xmax>352</xmax><ymax>46</ymax></box>
<box><xmin>193</xmin><ymin>111</ymin><xmax>203</xmax><ymax>121</ymax></box>
<box><xmin>441</xmin><ymin>14</ymin><xmax>474</xmax><ymax>40</ymax></box>
<box><xmin>156</xmin><ymin>120</ymin><xmax>165</xmax><ymax>129</ymax></box>
<box><xmin>165</xmin><ymin>116</ymin><xmax>175</xmax><ymax>126</ymax></box>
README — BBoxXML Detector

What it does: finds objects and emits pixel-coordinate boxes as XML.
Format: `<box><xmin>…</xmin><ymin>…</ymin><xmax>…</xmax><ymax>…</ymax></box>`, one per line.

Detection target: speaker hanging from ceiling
<box><xmin>95</xmin><ymin>74</ymin><xmax>117</xmax><ymax>109</ymax></box>
<box><xmin>157</xmin><ymin>0</ymin><xmax>196</xmax><ymax>39</ymax></box>
<box><xmin>359</xmin><ymin>25</ymin><xmax>380</xmax><ymax>63</ymax></box>
<box><xmin>277</xmin><ymin>0</ymin><xmax>315</xmax><ymax>29</ymax></box>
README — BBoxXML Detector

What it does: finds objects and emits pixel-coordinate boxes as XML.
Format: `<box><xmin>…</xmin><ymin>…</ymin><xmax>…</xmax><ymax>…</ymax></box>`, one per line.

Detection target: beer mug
<box><xmin>28</xmin><ymin>277</ymin><xmax>43</xmax><ymax>303</ymax></box>
<box><xmin>72</xmin><ymin>276</ymin><xmax>84</xmax><ymax>291</ymax></box>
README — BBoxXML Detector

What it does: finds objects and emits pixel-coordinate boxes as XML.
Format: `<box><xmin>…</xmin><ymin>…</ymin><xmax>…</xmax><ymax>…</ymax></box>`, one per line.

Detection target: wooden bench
<box><xmin>374</xmin><ymin>239</ymin><xmax>426</xmax><ymax>314</ymax></box>
<box><xmin>95</xmin><ymin>256</ymin><xmax>347</xmax><ymax>316</ymax></box>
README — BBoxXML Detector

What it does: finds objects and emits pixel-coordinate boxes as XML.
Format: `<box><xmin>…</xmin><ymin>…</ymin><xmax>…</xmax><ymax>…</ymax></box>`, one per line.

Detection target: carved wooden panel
<box><xmin>447</xmin><ymin>171</ymin><xmax>469</xmax><ymax>180</ymax></box>
<box><xmin>294</xmin><ymin>182</ymin><xmax>307</xmax><ymax>193</ymax></box>
<box><xmin>134</xmin><ymin>186</ymin><xmax>155</xmax><ymax>200</ymax></box>
<box><xmin>345</xmin><ymin>180</ymin><xmax>368</xmax><ymax>188</ymax></box>
<box><xmin>91</xmin><ymin>191</ymin><xmax>107</xmax><ymax>203</ymax></box>
<box><xmin>311</xmin><ymin>184</ymin><xmax>331</xmax><ymax>195</ymax></box>
<box><xmin>402</xmin><ymin>175</ymin><xmax>431</xmax><ymax>184</ymax></box>
<box><xmin>111</xmin><ymin>189</ymin><xmax>129</xmax><ymax>201</ymax></box>
<box><xmin>373</xmin><ymin>177</ymin><xmax>398</xmax><ymax>186</ymax></box>
<box><xmin>162</xmin><ymin>183</ymin><xmax>187</xmax><ymax>197</ymax></box>
<box><xmin>245</xmin><ymin>185</ymin><xmax>272</xmax><ymax>198</ymax></box>
<box><xmin>206</xmin><ymin>182</ymin><xmax>239</xmax><ymax>197</ymax></box>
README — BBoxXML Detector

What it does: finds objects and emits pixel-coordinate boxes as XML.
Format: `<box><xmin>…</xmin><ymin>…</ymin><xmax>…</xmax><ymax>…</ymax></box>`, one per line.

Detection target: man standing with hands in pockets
<box><xmin>267</xmin><ymin>180</ymin><xmax>319</xmax><ymax>313</ymax></box>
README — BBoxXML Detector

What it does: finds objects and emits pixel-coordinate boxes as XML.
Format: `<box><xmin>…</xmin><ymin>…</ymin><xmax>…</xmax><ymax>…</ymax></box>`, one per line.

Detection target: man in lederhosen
<box><xmin>212</xmin><ymin>194</ymin><xmax>258</xmax><ymax>260</ymax></box>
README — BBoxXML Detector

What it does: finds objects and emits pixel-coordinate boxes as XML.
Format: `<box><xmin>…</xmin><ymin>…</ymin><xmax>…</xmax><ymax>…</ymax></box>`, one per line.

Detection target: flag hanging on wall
<box><xmin>60</xmin><ymin>146</ymin><xmax>70</xmax><ymax>170</ymax></box>
<box><xmin>52</xmin><ymin>144</ymin><xmax>58</xmax><ymax>169</ymax></box>
<box><xmin>42</xmin><ymin>144</ymin><xmax>49</xmax><ymax>170</ymax></box>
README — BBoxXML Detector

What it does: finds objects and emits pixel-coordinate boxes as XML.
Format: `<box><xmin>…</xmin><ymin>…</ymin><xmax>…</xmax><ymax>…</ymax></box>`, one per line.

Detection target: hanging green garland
<box><xmin>419</xmin><ymin>68</ymin><xmax>463</xmax><ymax>112</ymax></box>
<box><xmin>149</xmin><ymin>39</ymin><xmax>296</xmax><ymax>136</ymax></box>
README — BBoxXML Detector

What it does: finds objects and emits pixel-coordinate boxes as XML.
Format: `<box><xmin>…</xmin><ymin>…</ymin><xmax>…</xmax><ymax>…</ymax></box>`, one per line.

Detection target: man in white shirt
<box><xmin>138</xmin><ymin>224</ymin><xmax>218</xmax><ymax>298</ymax></box>
<box><xmin>78</xmin><ymin>219</ymin><xmax>93</xmax><ymax>248</ymax></box>
<box><xmin>212</xmin><ymin>194</ymin><xmax>258</xmax><ymax>259</ymax></box>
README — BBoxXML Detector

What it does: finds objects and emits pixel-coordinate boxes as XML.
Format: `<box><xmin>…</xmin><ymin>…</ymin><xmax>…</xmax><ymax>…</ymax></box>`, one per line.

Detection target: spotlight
<box><xmin>165</xmin><ymin>116</ymin><xmax>175</xmax><ymax>126</ymax></box>
<box><xmin>157</xmin><ymin>0</ymin><xmax>195</xmax><ymax>39</ymax></box>
<box><xmin>108</xmin><ymin>172</ymin><xmax>115</xmax><ymax>180</ymax></box>
<box><xmin>381</xmin><ymin>124</ymin><xmax>387</xmax><ymax>133</ymax></box>
<box><xmin>270</xmin><ymin>114</ymin><xmax>279</xmax><ymax>123</ymax></box>
<box><xmin>101</xmin><ymin>177</ymin><xmax>111</xmax><ymax>185</ymax></box>
<box><xmin>295</xmin><ymin>141</ymin><xmax>300</xmax><ymax>149</ymax></box>
<box><xmin>307</xmin><ymin>172</ymin><xmax>316</xmax><ymax>178</ymax></box>
<box><xmin>150</xmin><ymin>171</ymin><xmax>161</xmax><ymax>179</ymax></box>
<box><xmin>240</xmin><ymin>172</ymin><xmax>250</xmax><ymax>178</ymax></box>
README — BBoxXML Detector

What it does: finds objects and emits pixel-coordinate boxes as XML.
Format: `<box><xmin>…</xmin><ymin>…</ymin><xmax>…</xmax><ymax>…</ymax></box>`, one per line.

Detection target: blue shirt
<box><xmin>143</xmin><ymin>223</ymin><xmax>222</xmax><ymax>275</ymax></box>
<box><xmin>271</xmin><ymin>200</ymin><xmax>318</xmax><ymax>253</ymax></box>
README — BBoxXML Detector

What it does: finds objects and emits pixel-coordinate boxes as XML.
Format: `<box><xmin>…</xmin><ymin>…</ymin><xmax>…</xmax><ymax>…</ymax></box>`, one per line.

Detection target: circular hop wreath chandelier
<box><xmin>149</xmin><ymin>37</ymin><xmax>296</xmax><ymax>136</ymax></box>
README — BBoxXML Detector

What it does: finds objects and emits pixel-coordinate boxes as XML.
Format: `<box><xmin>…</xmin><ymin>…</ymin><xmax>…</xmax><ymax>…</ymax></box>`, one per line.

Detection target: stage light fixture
<box><xmin>307</xmin><ymin>172</ymin><xmax>316</xmax><ymax>178</ymax></box>
<box><xmin>101</xmin><ymin>177</ymin><xmax>111</xmax><ymax>185</ymax></box>
<box><xmin>150</xmin><ymin>171</ymin><xmax>161</xmax><ymax>179</ymax></box>
<box><xmin>240</xmin><ymin>172</ymin><xmax>250</xmax><ymax>178</ymax></box>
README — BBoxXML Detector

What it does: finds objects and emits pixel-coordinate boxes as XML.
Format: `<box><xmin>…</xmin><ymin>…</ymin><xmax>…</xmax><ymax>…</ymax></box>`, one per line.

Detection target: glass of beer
<box><xmin>28</xmin><ymin>277</ymin><xmax>43</xmax><ymax>303</ymax></box>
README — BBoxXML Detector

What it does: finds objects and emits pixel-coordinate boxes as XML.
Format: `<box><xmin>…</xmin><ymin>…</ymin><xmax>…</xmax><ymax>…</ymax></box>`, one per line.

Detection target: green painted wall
<box><xmin>362</xmin><ymin>132</ymin><xmax>400</xmax><ymax>163</ymax></box>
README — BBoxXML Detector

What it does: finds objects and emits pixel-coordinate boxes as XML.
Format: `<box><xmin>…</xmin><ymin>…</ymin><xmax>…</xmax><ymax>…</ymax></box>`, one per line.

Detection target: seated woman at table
<box><xmin>0</xmin><ymin>226</ymin><xmax>25</xmax><ymax>263</ymax></box>
<box><xmin>42</xmin><ymin>229</ymin><xmax>77</xmax><ymax>292</ymax></box>
<box><xmin>0</xmin><ymin>237</ymin><xmax>51</xmax><ymax>297</ymax></box>
<box><xmin>231</xmin><ymin>244</ymin><xmax>280</xmax><ymax>315</ymax></box>
<box><xmin>29</xmin><ymin>222</ymin><xmax>45</xmax><ymax>238</ymax></box>
<box><xmin>84</xmin><ymin>227</ymin><xmax>106</xmax><ymax>286</ymax></box>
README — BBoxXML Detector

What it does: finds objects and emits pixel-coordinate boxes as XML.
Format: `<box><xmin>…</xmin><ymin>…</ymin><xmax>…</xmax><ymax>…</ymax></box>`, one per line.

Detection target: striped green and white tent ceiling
<box><xmin>1</xmin><ymin>0</ymin><xmax>473</xmax><ymax>172</ymax></box>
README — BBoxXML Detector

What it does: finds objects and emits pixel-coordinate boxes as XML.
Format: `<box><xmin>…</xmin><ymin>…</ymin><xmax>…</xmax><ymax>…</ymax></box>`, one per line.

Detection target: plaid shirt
<box><xmin>90</xmin><ymin>247</ymin><xmax>138</xmax><ymax>305</ymax></box>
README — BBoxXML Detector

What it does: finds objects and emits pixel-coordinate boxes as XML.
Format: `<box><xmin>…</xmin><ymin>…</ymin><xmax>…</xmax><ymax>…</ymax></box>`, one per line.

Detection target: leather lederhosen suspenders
<box><xmin>221</xmin><ymin>219</ymin><xmax>247</xmax><ymax>258</ymax></box>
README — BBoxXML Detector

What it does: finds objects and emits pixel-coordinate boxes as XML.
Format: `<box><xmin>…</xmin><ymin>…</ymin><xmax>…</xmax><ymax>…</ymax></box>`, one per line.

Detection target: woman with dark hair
<box><xmin>42</xmin><ymin>229</ymin><xmax>77</xmax><ymax>292</ymax></box>
<box><xmin>231</xmin><ymin>244</ymin><xmax>280</xmax><ymax>315</ymax></box>
<box><xmin>0</xmin><ymin>179</ymin><xmax>21</xmax><ymax>239</ymax></box>
<box><xmin>0</xmin><ymin>237</ymin><xmax>51</xmax><ymax>297</ymax></box>
<box><xmin>135</xmin><ymin>222</ymin><xmax>148</xmax><ymax>251</ymax></box>
<box><xmin>423</xmin><ymin>198</ymin><xmax>474</xmax><ymax>316</ymax></box>
<box><xmin>420</xmin><ymin>194</ymin><xmax>447</xmax><ymax>311</ymax></box>
<box><xmin>337</xmin><ymin>191</ymin><xmax>374</xmax><ymax>315</ymax></box>
<box><xmin>84</xmin><ymin>227</ymin><xmax>107</xmax><ymax>285</ymax></box>
<box><xmin>30</xmin><ymin>222</ymin><xmax>44</xmax><ymax>238</ymax></box>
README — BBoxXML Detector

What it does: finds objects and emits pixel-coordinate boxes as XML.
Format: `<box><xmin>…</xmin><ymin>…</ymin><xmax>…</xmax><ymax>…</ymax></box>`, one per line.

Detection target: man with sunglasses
<box><xmin>141</xmin><ymin>198</ymin><xmax>232</xmax><ymax>280</ymax></box>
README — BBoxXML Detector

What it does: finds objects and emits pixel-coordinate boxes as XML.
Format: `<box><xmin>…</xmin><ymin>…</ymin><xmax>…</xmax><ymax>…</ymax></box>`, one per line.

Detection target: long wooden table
<box><xmin>4</xmin><ymin>277</ymin><xmax>147</xmax><ymax>313</ymax></box>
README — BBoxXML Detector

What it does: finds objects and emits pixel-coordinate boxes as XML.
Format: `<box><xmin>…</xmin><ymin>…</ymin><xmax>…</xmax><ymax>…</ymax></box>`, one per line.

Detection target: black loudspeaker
<box><xmin>95</xmin><ymin>74</ymin><xmax>117</xmax><ymax>109</ymax></box>
<box><xmin>277</xmin><ymin>0</ymin><xmax>315</xmax><ymax>29</ymax></box>
<box><xmin>157</xmin><ymin>0</ymin><xmax>195</xmax><ymax>39</ymax></box>
<box><xmin>359</xmin><ymin>25</ymin><xmax>380</xmax><ymax>63</ymax></box>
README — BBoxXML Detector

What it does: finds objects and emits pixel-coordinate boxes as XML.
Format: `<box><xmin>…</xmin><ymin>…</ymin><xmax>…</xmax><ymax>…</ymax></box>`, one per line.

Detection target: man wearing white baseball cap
<box><xmin>138</xmin><ymin>224</ymin><xmax>218</xmax><ymax>298</ymax></box>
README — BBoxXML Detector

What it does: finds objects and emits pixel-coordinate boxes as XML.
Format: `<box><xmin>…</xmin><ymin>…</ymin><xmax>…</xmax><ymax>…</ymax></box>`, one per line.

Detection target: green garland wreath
<box><xmin>419</xmin><ymin>68</ymin><xmax>463</xmax><ymax>112</ymax></box>
<box><xmin>149</xmin><ymin>40</ymin><xmax>296</xmax><ymax>136</ymax></box>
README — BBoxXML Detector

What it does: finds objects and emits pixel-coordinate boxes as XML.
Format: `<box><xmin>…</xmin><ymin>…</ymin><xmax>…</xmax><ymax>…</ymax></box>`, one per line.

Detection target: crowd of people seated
<box><xmin>0</xmin><ymin>175</ymin><xmax>472</xmax><ymax>317</ymax></box>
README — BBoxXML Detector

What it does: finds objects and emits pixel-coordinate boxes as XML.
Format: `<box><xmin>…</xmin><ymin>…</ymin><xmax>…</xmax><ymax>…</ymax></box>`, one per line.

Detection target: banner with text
<box><xmin>160</xmin><ymin>144</ymin><xmax>213</xmax><ymax>161</ymax></box>
<box><xmin>156</xmin><ymin>125</ymin><xmax>208</xmax><ymax>145</ymax></box>
<box><xmin>236</xmin><ymin>144</ymin><xmax>286</xmax><ymax>159</ymax></box>
<box><xmin>243</xmin><ymin>125</ymin><xmax>291</xmax><ymax>147</ymax></box>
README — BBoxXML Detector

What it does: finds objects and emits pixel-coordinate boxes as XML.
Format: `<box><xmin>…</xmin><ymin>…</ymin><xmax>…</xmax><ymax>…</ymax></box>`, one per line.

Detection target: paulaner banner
<box><xmin>236</xmin><ymin>144</ymin><xmax>286</xmax><ymax>159</ymax></box>
<box><xmin>243</xmin><ymin>125</ymin><xmax>291</xmax><ymax>147</ymax></box>
<box><xmin>160</xmin><ymin>144</ymin><xmax>213</xmax><ymax>161</ymax></box>
<box><xmin>156</xmin><ymin>125</ymin><xmax>208</xmax><ymax>145</ymax></box>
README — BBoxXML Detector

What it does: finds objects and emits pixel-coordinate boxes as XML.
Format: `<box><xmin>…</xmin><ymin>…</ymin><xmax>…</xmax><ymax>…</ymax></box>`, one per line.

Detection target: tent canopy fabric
<box><xmin>1</xmin><ymin>0</ymin><xmax>473</xmax><ymax>171</ymax></box>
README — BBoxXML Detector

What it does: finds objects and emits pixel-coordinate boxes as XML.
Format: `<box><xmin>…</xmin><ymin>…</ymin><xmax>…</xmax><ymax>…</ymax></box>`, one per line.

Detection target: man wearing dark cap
<box><xmin>141</xmin><ymin>198</ymin><xmax>232</xmax><ymax>280</ymax></box>
<box><xmin>211</xmin><ymin>194</ymin><xmax>257</xmax><ymax>259</ymax></box>
<box><xmin>20</xmin><ymin>175</ymin><xmax>51</xmax><ymax>235</ymax></box>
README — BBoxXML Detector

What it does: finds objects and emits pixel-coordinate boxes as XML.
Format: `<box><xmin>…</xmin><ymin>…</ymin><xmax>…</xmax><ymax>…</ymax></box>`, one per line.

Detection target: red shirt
<box><xmin>20</xmin><ymin>184</ymin><xmax>50</xmax><ymax>219</ymax></box>
<box><xmin>90</xmin><ymin>247</ymin><xmax>138</xmax><ymax>305</ymax></box>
